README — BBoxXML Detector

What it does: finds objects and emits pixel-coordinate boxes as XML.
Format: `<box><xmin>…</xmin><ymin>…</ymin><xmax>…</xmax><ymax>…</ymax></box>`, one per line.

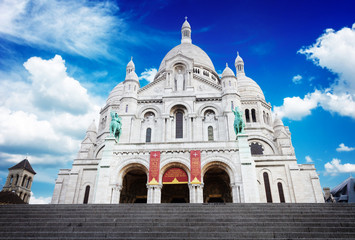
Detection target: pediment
<box><xmin>138</xmin><ymin>78</ymin><xmax>166</xmax><ymax>97</ymax></box>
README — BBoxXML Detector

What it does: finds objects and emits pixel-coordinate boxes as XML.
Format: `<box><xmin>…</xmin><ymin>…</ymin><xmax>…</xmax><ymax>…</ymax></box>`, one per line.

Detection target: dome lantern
<box><xmin>181</xmin><ymin>16</ymin><xmax>192</xmax><ymax>44</ymax></box>
<box><xmin>235</xmin><ymin>51</ymin><xmax>245</xmax><ymax>75</ymax></box>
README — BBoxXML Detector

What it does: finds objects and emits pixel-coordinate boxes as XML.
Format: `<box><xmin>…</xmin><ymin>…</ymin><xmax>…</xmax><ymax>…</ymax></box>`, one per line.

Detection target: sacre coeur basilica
<box><xmin>52</xmin><ymin>18</ymin><xmax>324</xmax><ymax>204</ymax></box>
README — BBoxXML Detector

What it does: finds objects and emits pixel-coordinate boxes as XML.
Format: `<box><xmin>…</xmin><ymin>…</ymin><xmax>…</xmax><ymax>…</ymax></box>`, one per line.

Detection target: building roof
<box><xmin>331</xmin><ymin>177</ymin><xmax>355</xmax><ymax>203</ymax></box>
<box><xmin>9</xmin><ymin>159</ymin><xmax>36</xmax><ymax>175</ymax></box>
<box><xmin>0</xmin><ymin>191</ymin><xmax>26</xmax><ymax>204</ymax></box>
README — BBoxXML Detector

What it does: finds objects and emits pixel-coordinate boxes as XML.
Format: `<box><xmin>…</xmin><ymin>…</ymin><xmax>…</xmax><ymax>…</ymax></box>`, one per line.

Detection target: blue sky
<box><xmin>0</xmin><ymin>0</ymin><xmax>354</xmax><ymax>203</ymax></box>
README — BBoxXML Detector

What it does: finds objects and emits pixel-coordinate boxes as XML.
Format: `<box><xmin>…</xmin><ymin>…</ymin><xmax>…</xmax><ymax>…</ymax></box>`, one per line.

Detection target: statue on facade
<box><xmin>110</xmin><ymin>112</ymin><xmax>122</xmax><ymax>141</ymax></box>
<box><xmin>232</xmin><ymin>106</ymin><xmax>244</xmax><ymax>136</ymax></box>
<box><xmin>175</xmin><ymin>69</ymin><xmax>185</xmax><ymax>91</ymax></box>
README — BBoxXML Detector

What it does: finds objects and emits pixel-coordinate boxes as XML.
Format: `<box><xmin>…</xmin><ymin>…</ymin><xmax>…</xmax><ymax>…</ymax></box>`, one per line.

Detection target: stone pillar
<box><xmin>111</xmin><ymin>185</ymin><xmax>122</xmax><ymax>204</ymax></box>
<box><xmin>231</xmin><ymin>182</ymin><xmax>242</xmax><ymax>203</ymax></box>
<box><xmin>93</xmin><ymin>136</ymin><xmax>116</xmax><ymax>203</ymax></box>
<box><xmin>147</xmin><ymin>184</ymin><xmax>162</xmax><ymax>204</ymax></box>
<box><xmin>195</xmin><ymin>117</ymin><xmax>203</xmax><ymax>141</ymax></box>
<box><xmin>189</xmin><ymin>184</ymin><xmax>204</xmax><ymax>203</ymax></box>
<box><xmin>238</xmin><ymin>133</ymin><xmax>260</xmax><ymax>203</ymax></box>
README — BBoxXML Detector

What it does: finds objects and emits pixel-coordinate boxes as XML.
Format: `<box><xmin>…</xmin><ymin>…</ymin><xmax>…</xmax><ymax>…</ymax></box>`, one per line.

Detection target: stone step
<box><xmin>1</xmin><ymin>231</ymin><xmax>355</xmax><ymax>238</ymax></box>
<box><xmin>1</xmin><ymin>221</ymin><xmax>354</xmax><ymax>228</ymax></box>
<box><xmin>1</xmin><ymin>226</ymin><xmax>354</xmax><ymax>233</ymax></box>
<box><xmin>1</xmin><ymin>238</ymin><xmax>354</xmax><ymax>240</ymax></box>
<box><xmin>1</xmin><ymin>204</ymin><xmax>354</xmax><ymax>240</ymax></box>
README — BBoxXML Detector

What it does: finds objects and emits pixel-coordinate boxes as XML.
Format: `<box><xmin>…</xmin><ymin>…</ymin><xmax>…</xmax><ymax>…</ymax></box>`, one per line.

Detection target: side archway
<box><xmin>118</xmin><ymin>163</ymin><xmax>149</xmax><ymax>203</ymax></box>
<box><xmin>202</xmin><ymin>161</ymin><xmax>233</xmax><ymax>203</ymax></box>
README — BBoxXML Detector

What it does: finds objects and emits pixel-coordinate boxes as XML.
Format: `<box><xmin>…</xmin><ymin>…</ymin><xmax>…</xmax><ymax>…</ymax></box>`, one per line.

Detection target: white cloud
<box><xmin>139</xmin><ymin>68</ymin><xmax>157</xmax><ymax>83</ymax></box>
<box><xmin>324</xmin><ymin>158</ymin><xmax>355</xmax><ymax>176</ymax></box>
<box><xmin>299</xmin><ymin>23</ymin><xmax>355</xmax><ymax>95</ymax></box>
<box><xmin>336</xmin><ymin>143</ymin><xmax>355</xmax><ymax>152</ymax></box>
<box><xmin>0</xmin><ymin>55</ymin><xmax>102</xmax><ymax>165</ymax></box>
<box><xmin>273</xmin><ymin>91</ymin><xmax>320</xmax><ymax>120</ymax></box>
<box><xmin>29</xmin><ymin>193</ymin><xmax>51</xmax><ymax>204</ymax></box>
<box><xmin>0</xmin><ymin>0</ymin><xmax>122</xmax><ymax>59</ymax></box>
<box><xmin>292</xmin><ymin>75</ymin><xmax>302</xmax><ymax>84</ymax></box>
<box><xmin>24</xmin><ymin>55</ymin><xmax>92</xmax><ymax>114</ymax></box>
<box><xmin>275</xmin><ymin>23</ymin><xmax>355</xmax><ymax>120</ymax></box>
<box><xmin>305</xmin><ymin>156</ymin><xmax>313</xmax><ymax>163</ymax></box>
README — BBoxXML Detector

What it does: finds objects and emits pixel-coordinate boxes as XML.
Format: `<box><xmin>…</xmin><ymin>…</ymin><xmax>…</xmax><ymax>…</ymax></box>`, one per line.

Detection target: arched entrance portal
<box><xmin>120</xmin><ymin>168</ymin><xmax>147</xmax><ymax>203</ymax></box>
<box><xmin>161</xmin><ymin>167</ymin><xmax>189</xmax><ymax>203</ymax></box>
<box><xmin>203</xmin><ymin>166</ymin><xmax>232</xmax><ymax>203</ymax></box>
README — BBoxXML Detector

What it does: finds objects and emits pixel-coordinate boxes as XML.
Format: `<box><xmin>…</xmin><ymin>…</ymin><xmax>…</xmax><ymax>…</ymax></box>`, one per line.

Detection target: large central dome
<box><xmin>158</xmin><ymin>43</ymin><xmax>215</xmax><ymax>72</ymax></box>
<box><xmin>157</xmin><ymin>18</ymin><xmax>215</xmax><ymax>73</ymax></box>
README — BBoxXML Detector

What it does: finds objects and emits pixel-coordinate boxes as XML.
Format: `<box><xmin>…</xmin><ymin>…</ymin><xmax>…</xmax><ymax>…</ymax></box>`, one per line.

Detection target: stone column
<box><xmin>231</xmin><ymin>182</ymin><xmax>242</xmax><ymax>203</ymax></box>
<box><xmin>111</xmin><ymin>185</ymin><xmax>122</xmax><ymax>204</ymax></box>
<box><xmin>189</xmin><ymin>183</ymin><xmax>204</xmax><ymax>203</ymax></box>
<box><xmin>238</xmin><ymin>133</ymin><xmax>260</xmax><ymax>203</ymax></box>
<box><xmin>147</xmin><ymin>184</ymin><xmax>162</xmax><ymax>204</ymax></box>
<box><xmin>93</xmin><ymin>136</ymin><xmax>116</xmax><ymax>203</ymax></box>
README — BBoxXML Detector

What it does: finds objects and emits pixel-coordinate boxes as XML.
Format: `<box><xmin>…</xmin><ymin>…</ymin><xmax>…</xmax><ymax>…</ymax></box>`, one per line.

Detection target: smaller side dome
<box><xmin>126</xmin><ymin>71</ymin><xmax>139</xmax><ymax>81</ymax></box>
<box><xmin>237</xmin><ymin>75</ymin><xmax>265</xmax><ymax>100</ymax></box>
<box><xmin>126</xmin><ymin>57</ymin><xmax>135</xmax><ymax>75</ymax></box>
<box><xmin>125</xmin><ymin>57</ymin><xmax>139</xmax><ymax>82</ymax></box>
<box><xmin>221</xmin><ymin>63</ymin><xmax>235</xmax><ymax>78</ymax></box>
<box><xmin>273</xmin><ymin>117</ymin><xmax>284</xmax><ymax>128</ymax></box>
<box><xmin>87</xmin><ymin>120</ymin><xmax>97</xmax><ymax>133</ymax></box>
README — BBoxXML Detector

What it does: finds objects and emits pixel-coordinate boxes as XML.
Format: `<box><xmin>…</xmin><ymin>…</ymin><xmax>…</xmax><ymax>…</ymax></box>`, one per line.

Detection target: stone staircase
<box><xmin>0</xmin><ymin>203</ymin><xmax>355</xmax><ymax>239</ymax></box>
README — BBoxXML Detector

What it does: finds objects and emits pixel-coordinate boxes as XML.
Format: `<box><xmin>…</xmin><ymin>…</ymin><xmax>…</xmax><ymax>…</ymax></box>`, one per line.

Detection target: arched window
<box><xmin>245</xmin><ymin>109</ymin><xmax>250</xmax><ymax>122</ymax></box>
<box><xmin>263</xmin><ymin>172</ymin><xmax>272</xmax><ymax>203</ymax></box>
<box><xmin>278</xmin><ymin>182</ymin><xmax>285</xmax><ymax>203</ymax></box>
<box><xmin>22</xmin><ymin>175</ymin><xmax>27</xmax><ymax>187</ymax></box>
<box><xmin>231</xmin><ymin>101</ymin><xmax>234</xmax><ymax>110</ymax></box>
<box><xmin>26</xmin><ymin>178</ymin><xmax>31</xmax><ymax>188</ymax></box>
<box><xmin>251</xmin><ymin>109</ymin><xmax>257</xmax><ymax>122</ymax></box>
<box><xmin>263</xmin><ymin>111</ymin><xmax>266</xmax><ymax>123</ymax></box>
<box><xmin>83</xmin><ymin>185</ymin><xmax>90</xmax><ymax>204</ymax></box>
<box><xmin>208</xmin><ymin>126</ymin><xmax>214</xmax><ymax>141</ymax></box>
<box><xmin>229</xmin><ymin>81</ymin><xmax>231</xmax><ymax>86</ymax></box>
<box><xmin>9</xmin><ymin>175</ymin><xmax>13</xmax><ymax>186</ymax></box>
<box><xmin>15</xmin><ymin>174</ymin><xmax>19</xmax><ymax>185</ymax></box>
<box><xmin>176</xmin><ymin>110</ymin><xmax>183</xmax><ymax>138</ymax></box>
<box><xmin>266</xmin><ymin>113</ymin><xmax>270</xmax><ymax>124</ymax></box>
<box><xmin>125</xmin><ymin>104</ymin><xmax>128</xmax><ymax>113</ymax></box>
<box><xmin>146</xmin><ymin>128</ymin><xmax>152</xmax><ymax>143</ymax></box>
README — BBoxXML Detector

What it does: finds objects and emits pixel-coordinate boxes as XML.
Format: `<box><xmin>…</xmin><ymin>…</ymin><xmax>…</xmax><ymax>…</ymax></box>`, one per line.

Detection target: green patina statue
<box><xmin>232</xmin><ymin>106</ymin><xmax>245</xmax><ymax>136</ymax></box>
<box><xmin>110</xmin><ymin>111</ymin><xmax>122</xmax><ymax>141</ymax></box>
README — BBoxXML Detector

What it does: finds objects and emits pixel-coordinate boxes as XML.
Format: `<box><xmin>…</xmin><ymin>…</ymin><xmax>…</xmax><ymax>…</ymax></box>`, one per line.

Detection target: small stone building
<box><xmin>1</xmin><ymin>159</ymin><xmax>36</xmax><ymax>204</ymax></box>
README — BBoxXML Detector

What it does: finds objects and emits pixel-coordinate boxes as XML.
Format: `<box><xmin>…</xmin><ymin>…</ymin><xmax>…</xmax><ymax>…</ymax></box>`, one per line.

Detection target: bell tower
<box><xmin>2</xmin><ymin>159</ymin><xmax>36</xmax><ymax>203</ymax></box>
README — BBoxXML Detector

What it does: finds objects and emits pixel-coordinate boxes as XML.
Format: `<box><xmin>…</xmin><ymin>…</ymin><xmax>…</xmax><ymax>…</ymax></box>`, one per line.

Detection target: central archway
<box><xmin>203</xmin><ymin>166</ymin><xmax>232</xmax><ymax>203</ymax></box>
<box><xmin>161</xmin><ymin>167</ymin><xmax>189</xmax><ymax>203</ymax></box>
<box><xmin>120</xmin><ymin>168</ymin><xmax>147</xmax><ymax>203</ymax></box>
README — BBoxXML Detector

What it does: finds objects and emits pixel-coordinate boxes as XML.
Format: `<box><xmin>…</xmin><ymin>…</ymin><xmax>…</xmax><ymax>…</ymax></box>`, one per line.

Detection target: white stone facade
<box><xmin>52</xmin><ymin>19</ymin><xmax>323</xmax><ymax>204</ymax></box>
